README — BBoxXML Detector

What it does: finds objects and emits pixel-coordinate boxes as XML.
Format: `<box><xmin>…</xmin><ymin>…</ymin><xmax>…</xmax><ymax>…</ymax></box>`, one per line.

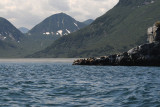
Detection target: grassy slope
<box><xmin>28</xmin><ymin>0</ymin><xmax>160</xmax><ymax>58</ymax></box>
<box><xmin>0</xmin><ymin>34</ymin><xmax>59</xmax><ymax>58</ymax></box>
<box><xmin>19</xmin><ymin>34</ymin><xmax>60</xmax><ymax>57</ymax></box>
<box><xmin>0</xmin><ymin>40</ymin><xmax>19</xmax><ymax>57</ymax></box>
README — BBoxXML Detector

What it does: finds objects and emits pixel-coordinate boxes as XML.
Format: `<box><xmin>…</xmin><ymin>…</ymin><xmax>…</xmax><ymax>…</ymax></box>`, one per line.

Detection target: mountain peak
<box><xmin>29</xmin><ymin>13</ymin><xmax>86</xmax><ymax>36</ymax></box>
<box><xmin>83</xmin><ymin>19</ymin><xmax>94</xmax><ymax>25</ymax></box>
<box><xmin>0</xmin><ymin>17</ymin><xmax>7</xmax><ymax>21</ymax></box>
<box><xmin>0</xmin><ymin>17</ymin><xmax>23</xmax><ymax>42</ymax></box>
<box><xmin>19</xmin><ymin>27</ymin><xmax>29</xmax><ymax>33</ymax></box>
<box><xmin>50</xmin><ymin>12</ymin><xmax>69</xmax><ymax>17</ymax></box>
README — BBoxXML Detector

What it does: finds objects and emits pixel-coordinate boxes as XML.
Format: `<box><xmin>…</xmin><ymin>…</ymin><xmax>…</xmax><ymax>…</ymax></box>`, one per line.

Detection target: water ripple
<box><xmin>0</xmin><ymin>63</ymin><xmax>160</xmax><ymax>106</ymax></box>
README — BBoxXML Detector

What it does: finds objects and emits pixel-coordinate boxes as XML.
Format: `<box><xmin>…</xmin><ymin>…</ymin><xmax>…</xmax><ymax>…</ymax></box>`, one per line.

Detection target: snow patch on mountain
<box><xmin>0</xmin><ymin>35</ymin><xmax>7</xmax><ymax>40</ymax></box>
<box><xmin>57</xmin><ymin>30</ymin><xmax>63</xmax><ymax>36</ymax></box>
<box><xmin>64</xmin><ymin>33</ymin><xmax>68</xmax><ymax>35</ymax></box>
<box><xmin>43</xmin><ymin>32</ymin><xmax>51</xmax><ymax>35</ymax></box>
<box><xmin>46</xmin><ymin>32</ymin><xmax>50</xmax><ymax>35</ymax></box>
<box><xmin>66</xmin><ymin>29</ymin><xmax>71</xmax><ymax>34</ymax></box>
<box><xmin>9</xmin><ymin>34</ymin><xmax>16</xmax><ymax>41</ymax></box>
<box><xmin>74</xmin><ymin>23</ymin><xmax>79</xmax><ymax>29</ymax></box>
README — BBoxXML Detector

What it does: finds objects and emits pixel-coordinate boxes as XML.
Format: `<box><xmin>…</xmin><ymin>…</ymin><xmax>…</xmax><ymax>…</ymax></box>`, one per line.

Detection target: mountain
<box><xmin>0</xmin><ymin>17</ymin><xmax>26</xmax><ymax>57</ymax></box>
<box><xmin>83</xmin><ymin>19</ymin><xmax>94</xmax><ymax>25</ymax></box>
<box><xmin>19</xmin><ymin>27</ymin><xmax>29</xmax><ymax>33</ymax></box>
<box><xmin>0</xmin><ymin>17</ymin><xmax>24</xmax><ymax>42</ymax></box>
<box><xmin>0</xmin><ymin>17</ymin><xmax>59</xmax><ymax>58</ymax></box>
<box><xmin>28</xmin><ymin>0</ymin><xmax>160</xmax><ymax>58</ymax></box>
<box><xmin>28</xmin><ymin>13</ymin><xmax>86</xmax><ymax>36</ymax></box>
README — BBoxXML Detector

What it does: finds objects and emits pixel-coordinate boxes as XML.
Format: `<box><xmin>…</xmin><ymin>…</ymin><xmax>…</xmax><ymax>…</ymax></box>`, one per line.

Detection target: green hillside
<box><xmin>0</xmin><ymin>36</ymin><xmax>58</xmax><ymax>58</ymax></box>
<box><xmin>19</xmin><ymin>34</ymin><xmax>59</xmax><ymax>57</ymax></box>
<box><xmin>0</xmin><ymin>17</ymin><xmax>59</xmax><ymax>58</ymax></box>
<box><xmin>28</xmin><ymin>0</ymin><xmax>160</xmax><ymax>58</ymax></box>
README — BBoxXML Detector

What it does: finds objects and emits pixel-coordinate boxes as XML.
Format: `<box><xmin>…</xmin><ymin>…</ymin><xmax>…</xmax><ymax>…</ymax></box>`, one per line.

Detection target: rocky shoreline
<box><xmin>73</xmin><ymin>21</ymin><xmax>160</xmax><ymax>66</ymax></box>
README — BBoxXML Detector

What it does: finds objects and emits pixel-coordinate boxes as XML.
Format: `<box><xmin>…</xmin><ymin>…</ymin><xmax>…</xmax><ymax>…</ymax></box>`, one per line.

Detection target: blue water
<box><xmin>0</xmin><ymin>62</ymin><xmax>160</xmax><ymax>107</ymax></box>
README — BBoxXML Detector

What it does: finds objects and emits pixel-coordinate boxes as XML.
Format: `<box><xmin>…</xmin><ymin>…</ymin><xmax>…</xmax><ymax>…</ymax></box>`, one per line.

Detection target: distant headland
<box><xmin>73</xmin><ymin>21</ymin><xmax>160</xmax><ymax>66</ymax></box>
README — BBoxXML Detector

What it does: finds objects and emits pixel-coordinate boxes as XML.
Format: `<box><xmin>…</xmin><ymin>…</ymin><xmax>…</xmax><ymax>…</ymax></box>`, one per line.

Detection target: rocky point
<box><xmin>73</xmin><ymin>21</ymin><xmax>160</xmax><ymax>66</ymax></box>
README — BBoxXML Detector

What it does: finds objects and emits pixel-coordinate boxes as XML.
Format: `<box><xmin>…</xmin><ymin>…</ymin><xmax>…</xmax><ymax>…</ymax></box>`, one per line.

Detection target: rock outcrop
<box><xmin>73</xmin><ymin>21</ymin><xmax>160</xmax><ymax>66</ymax></box>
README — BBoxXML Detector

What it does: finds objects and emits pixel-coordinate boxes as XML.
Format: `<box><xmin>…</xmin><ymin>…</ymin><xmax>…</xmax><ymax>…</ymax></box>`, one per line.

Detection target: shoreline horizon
<box><xmin>0</xmin><ymin>58</ymin><xmax>77</xmax><ymax>63</ymax></box>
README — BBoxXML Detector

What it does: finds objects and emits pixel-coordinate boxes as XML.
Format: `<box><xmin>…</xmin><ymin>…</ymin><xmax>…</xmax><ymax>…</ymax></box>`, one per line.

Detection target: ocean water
<box><xmin>0</xmin><ymin>59</ymin><xmax>160</xmax><ymax>107</ymax></box>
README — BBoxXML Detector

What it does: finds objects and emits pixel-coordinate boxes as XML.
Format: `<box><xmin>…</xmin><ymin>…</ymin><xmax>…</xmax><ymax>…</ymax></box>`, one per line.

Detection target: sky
<box><xmin>0</xmin><ymin>0</ymin><xmax>119</xmax><ymax>29</ymax></box>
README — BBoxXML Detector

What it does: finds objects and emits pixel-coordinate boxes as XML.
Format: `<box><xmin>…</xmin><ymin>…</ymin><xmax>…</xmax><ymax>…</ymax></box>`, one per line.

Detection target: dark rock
<box><xmin>155</xmin><ymin>27</ymin><xmax>160</xmax><ymax>41</ymax></box>
<box><xmin>73</xmin><ymin>42</ymin><xmax>160</xmax><ymax>66</ymax></box>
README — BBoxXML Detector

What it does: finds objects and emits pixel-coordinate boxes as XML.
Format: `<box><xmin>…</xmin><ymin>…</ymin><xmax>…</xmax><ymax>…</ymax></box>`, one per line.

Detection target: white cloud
<box><xmin>0</xmin><ymin>0</ymin><xmax>119</xmax><ymax>29</ymax></box>
<box><xmin>48</xmin><ymin>0</ymin><xmax>70</xmax><ymax>11</ymax></box>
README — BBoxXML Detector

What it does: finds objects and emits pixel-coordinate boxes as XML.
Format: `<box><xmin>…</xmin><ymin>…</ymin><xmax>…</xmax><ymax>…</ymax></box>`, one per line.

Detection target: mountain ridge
<box><xmin>83</xmin><ymin>19</ymin><xmax>94</xmax><ymax>25</ymax></box>
<box><xmin>28</xmin><ymin>0</ymin><xmax>160</xmax><ymax>58</ymax></box>
<box><xmin>0</xmin><ymin>17</ymin><xmax>24</xmax><ymax>42</ymax></box>
<box><xmin>0</xmin><ymin>13</ymin><xmax>89</xmax><ymax>58</ymax></box>
<box><xmin>29</xmin><ymin>13</ymin><xmax>86</xmax><ymax>36</ymax></box>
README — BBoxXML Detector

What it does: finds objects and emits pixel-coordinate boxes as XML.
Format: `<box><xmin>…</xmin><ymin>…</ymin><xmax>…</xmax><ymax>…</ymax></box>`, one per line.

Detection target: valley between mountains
<box><xmin>0</xmin><ymin>13</ymin><xmax>92</xmax><ymax>57</ymax></box>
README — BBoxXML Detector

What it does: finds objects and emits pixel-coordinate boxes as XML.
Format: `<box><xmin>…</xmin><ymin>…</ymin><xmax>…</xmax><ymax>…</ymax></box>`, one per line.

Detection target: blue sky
<box><xmin>0</xmin><ymin>0</ymin><xmax>119</xmax><ymax>29</ymax></box>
